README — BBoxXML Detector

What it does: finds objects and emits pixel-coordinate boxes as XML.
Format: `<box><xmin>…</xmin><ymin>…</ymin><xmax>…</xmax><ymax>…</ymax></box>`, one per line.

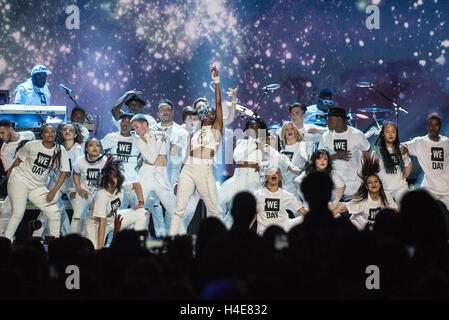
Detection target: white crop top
<box><xmin>190</xmin><ymin>125</ymin><xmax>220</xmax><ymax>151</ymax></box>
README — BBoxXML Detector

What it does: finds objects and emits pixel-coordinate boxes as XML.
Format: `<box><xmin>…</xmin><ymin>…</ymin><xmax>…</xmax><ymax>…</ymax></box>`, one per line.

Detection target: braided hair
<box><xmin>373</xmin><ymin>122</ymin><xmax>405</xmax><ymax>174</ymax></box>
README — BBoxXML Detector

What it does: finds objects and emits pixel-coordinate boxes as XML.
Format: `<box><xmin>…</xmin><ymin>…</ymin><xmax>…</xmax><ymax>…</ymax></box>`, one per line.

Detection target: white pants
<box><xmin>0</xmin><ymin>196</ymin><xmax>12</xmax><ymax>236</ymax></box>
<box><xmin>4</xmin><ymin>175</ymin><xmax>61</xmax><ymax>241</ymax></box>
<box><xmin>139</xmin><ymin>164</ymin><xmax>176</xmax><ymax>237</ymax></box>
<box><xmin>120</xmin><ymin>189</ymin><xmax>138</xmax><ymax>210</ymax></box>
<box><xmin>33</xmin><ymin>190</ymin><xmax>72</xmax><ymax>237</ymax></box>
<box><xmin>169</xmin><ymin>161</ymin><xmax>222</xmax><ymax>236</ymax></box>
<box><xmin>85</xmin><ymin>208</ymin><xmax>148</xmax><ymax>250</ymax></box>
<box><xmin>218</xmin><ymin>168</ymin><xmax>261</xmax><ymax>206</ymax></box>
<box><xmin>70</xmin><ymin>192</ymin><xmax>96</xmax><ymax>234</ymax></box>
<box><xmin>385</xmin><ymin>184</ymin><xmax>409</xmax><ymax>205</ymax></box>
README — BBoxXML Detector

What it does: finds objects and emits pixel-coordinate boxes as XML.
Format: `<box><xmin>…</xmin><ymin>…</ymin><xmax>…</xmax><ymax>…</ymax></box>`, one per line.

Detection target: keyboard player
<box><xmin>13</xmin><ymin>65</ymin><xmax>51</xmax><ymax>106</ymax></box>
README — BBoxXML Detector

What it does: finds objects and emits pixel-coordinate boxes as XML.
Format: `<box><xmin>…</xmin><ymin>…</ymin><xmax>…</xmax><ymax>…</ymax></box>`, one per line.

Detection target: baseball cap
<box><xmin>31</xmin><ymin>65</ymin><xmax>51</xmax><ymax>76</ymax></box>
<box><xmin>125</xmin><ymin>95</ymin><xmax>146</xmax><ymax>107</ymax></box>
<box><xmin>327</xmin><ymin>107</ymin><xmax>347</xmax><ymax>118</ymax></box>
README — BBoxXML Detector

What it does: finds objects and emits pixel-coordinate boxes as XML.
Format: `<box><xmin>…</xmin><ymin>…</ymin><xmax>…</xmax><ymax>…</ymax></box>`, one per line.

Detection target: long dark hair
<box><xmin>100</xmin><ymin>157</ymin><xmax>125</xmax><ymax>193</ymax></box>
<box><xmin>41</xmin><ymin>124</ymin><xmax>62</xmax><ymax>171</ymax></box>
<box><xmin>84</xmin><ymin>138</ymin><xmax>105</xmax><ymax>164</ymax></box>
<box><xmin>353</xmin><ymin>154</ymin><xmax>389</xmax><ymax>206</ymax></box>
<box><xmin>304</xmin><ymin>149</ymin><xmax>333</xmax><ymax>176</ymax></box>
<box><xmin>56</xmin><ymin>122</ymin><xmax>85</xmax><ymax>145</ymax></box>
<box><xmin>373</xmin><ymin>122</ymin><xmax>404</xmax><ymax>174</ymax></box>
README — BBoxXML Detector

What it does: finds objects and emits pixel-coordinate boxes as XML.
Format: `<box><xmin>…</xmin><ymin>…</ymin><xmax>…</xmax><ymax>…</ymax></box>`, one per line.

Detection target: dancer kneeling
<box><xmin>332</xmin><ymin>154</ymin><xmax>398</xmax><ymax>231</ymax></box>
<box><xmin>252</xmin><ymin>165</ymin><xmax>308</xmax><ymax>236</ymax></box>
<box><xmin>85</xmin><ymin>159</ymin><xmax>148</xmax><ymax>250</ymax></box>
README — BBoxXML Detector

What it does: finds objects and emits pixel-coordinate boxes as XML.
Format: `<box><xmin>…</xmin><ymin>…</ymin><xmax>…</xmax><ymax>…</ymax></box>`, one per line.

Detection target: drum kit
<box><xmin>224</xmin><ymin>81</ymin><xmax>408</xmax><ymax>141</ymax></box>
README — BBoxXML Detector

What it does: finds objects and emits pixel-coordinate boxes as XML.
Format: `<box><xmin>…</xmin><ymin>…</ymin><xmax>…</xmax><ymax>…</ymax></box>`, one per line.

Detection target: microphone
<box><xmin>355</xmin><ymin>81</ymin><xmax>373</xmax><ymax>88</ymax></box>
<box><xmin>262</xmin><ymin>83</ymin><xmax>281</xmax><ymax>91</ymax></box>
<box><xmin>59</xmin><ymin>84</ymin><xmax>73</xmax><ymax>93</ymax></box>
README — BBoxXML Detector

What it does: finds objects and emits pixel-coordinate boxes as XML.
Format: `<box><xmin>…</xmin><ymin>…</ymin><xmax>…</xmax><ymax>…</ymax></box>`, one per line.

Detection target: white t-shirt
<box><xmin>280</xmin><ymin>141</ymin><xmax>308</xmax><ymax>194</ymax></box>
<box><xmin>254</xmin><ymin>187</ymin><xmax>304</xmax><ymax>235</ymax></box>
<box><xmin>49</xmin><ymin>142</ymin><xmax>84</xmax><ymax>192</ymax></box>
<box><xmin>73</xmin><ymin>156</ymin><xmax>107</xmax><ymax>194</ymax></box>
<box><xmin>277</xmin><ymin>123</ymin><xmax>326</xmax><ymax>156</ymax></box>
<box><xmin>347</xmin><ymin>193</ymin><xmax>398</xmax><ymax>231</ymax></box>
<box><xmin>294</xmin><ymin>170</ymin><xmax>345</xmax><ymax>206</ymax></box>
<box><xmin>405</xmin><ymin>135</ymin><xmax>449</xmax><ymax>196</ymax></box>
<box><xmin>0</xmin><ymin>131</ymin><xmax>35</xmax><ymax>171</ymax></box>
<box><xmin>156</xmin><ymin>121</ymin><xmax>185</xmax><ymax>167</ymax></box>
<box><xmin>318</xmin><ymin>126</ymin><xmax>371</xmax><ymax>182</ymax></box>
<box><xmin>89</xmin><ymin>182</ymin><xmax>134</xmax><ymax>223</ymax></box>
<box><xmin>12</xmin><ymin>140</ymin><xmax>70</xmax><ymax>189</ymax></box>
<box><xmin>373</xmin><ymin>147</ymin><xmax>411</xmax><ymax>192</ymax></box>
<box><xmin>101</xmin><ymin>132</ymin><xmax>139</xmax><ymax>181</ymax></box>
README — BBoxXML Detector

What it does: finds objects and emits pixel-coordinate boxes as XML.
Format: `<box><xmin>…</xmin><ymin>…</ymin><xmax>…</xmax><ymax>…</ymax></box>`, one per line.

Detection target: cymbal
<box><xmin>357</xmin><ymin>107</ymin><xmax>392</xmax><ymax>113</ymax></box>
<box><xmin>347</xmin><ymin>112</ymin><xmax>369</xmax><ymax>120</ymax></box>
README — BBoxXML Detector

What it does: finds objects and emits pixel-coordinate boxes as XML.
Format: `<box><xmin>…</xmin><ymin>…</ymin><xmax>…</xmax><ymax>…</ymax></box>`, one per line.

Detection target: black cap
<box><xmin>125</xmin><ymin>95</ymin><xmax>146</xmax><ymax>107</ymax></box>
<box><xmin>119</xmin><ymin>112</ymin><xmax>135</xmax><ymax>119</ymax></box>
<box><xmin>319</xmin><ymin>88</ymin><xmax>333</xmax><ymax>98</ymax></box>
<box><xmin>327</xmin><ymin>107</ymin><xmax>346</xmax><ymax>118</ymax></box>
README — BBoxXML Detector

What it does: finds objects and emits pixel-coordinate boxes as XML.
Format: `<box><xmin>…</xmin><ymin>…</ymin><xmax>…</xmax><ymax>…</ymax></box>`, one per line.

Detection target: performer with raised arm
<box><xmin>14</xmin><ymin>65</ymin><xmax>51</xmax><ymax>106</ymax></box>
<box><xmin>111</xmin><ymin>89</ymin><xmax>156</xmax><ymax>130</ymax></box>
<box><xmin>318</xmin><ymin>107</ymin><xmax>371</xmax><ymax>196</ymax></box>
<box><xmin>131</xmin><ymin>113</ymin><xmax>177</xmax><ymax>237</ymax></box>
<box><xmin>401</xmin><ymin>113</ymin><xmax>449</xmax><ymax>209</ymax></box>
<box><xmin>3</xmin><ymin>125</ymin><xmax>70</xmax><ymax>241</ymax></box>
<box><xmin>169</xmin><ymin>66</ymin><xmax>224</xmax><ymax>236</ymax></box>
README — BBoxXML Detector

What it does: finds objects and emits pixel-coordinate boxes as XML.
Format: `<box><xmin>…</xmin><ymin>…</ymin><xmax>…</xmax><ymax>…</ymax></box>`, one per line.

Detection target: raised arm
<box><xmin>111</xmin><ymin>89</ymin><xmax>142</xmax><ymax>120</ymax></box>
<box><xmin>211</xmin><ymin>66</ymin><xmax>223</xmax><ymax>132</ymax></box>
<box><xmin>223</xmin><ymin>86</ymin><xmax>238</xmax><ymax>127</ymax></box>
<box><xmin>136</xmin><ymin>135</ymin><xmax>164</xmax><ymax>164</ymax></box>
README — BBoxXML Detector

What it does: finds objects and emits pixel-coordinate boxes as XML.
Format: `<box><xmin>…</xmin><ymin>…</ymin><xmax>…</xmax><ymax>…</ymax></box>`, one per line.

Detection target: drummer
<box><xmin>13</xmin><ymin>65</ymin><xmax>51</xmax><ymax>106</ymax></box>
<box><xmin>304</xmin><ymin>88</ymin><xmax>333</xmax><ymax>125</ymax></box>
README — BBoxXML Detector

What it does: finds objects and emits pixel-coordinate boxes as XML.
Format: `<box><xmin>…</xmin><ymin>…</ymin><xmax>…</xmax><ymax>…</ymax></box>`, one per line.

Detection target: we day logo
<box><xmin>431</xmin><ymin>147</ymin><xmax>444</xmax><ymax>170</ymax></box>
<box><xmin>334</xmin><ymin>139</ymin><xmax>347</xmax><ymax>152</ymax></box>
<box><xmin>32</xmin><ymin>152</ymin><xmax>52</xmax><ymax>175</ymax></box>
<box><xmin>117</xmin><ymin>142</ymin><xmax>132</xmax><ymax>162</ymax></box>
<box><xmin>86</xmin><ymin>168</ymin><xmax>101</xmax><ymax>187</ymax></box>
<box><xmin>265</xmin><ymin>198</ymin><xmax>280</xmax><ymax>219</ymax></box>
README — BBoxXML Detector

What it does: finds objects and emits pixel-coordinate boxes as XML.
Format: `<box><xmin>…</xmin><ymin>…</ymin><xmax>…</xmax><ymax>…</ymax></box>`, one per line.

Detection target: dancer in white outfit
<box><xmin>3</xmin><ymin>125</ymin><xmax>70</xmax><ymax>241</ymax></box>
<box><xmin>401</xmin><ymin>113</ymin><xmax>449</xmax><ymax>209</ymax></box>
<box><xmin>34</xmin><ymin>122</ymin><xmax>85</xmax><ymax>237</ymax></box>
<box><xmin>0</xmin><ymin>120</ymin><xmax>35</xmax><ymax>235</ymax></box>
<box><xmin>294</xmin><ymin>149</ymin><xmax>345</xmax><ymax>210</ymax></box>
<box><xmin>332</xmin><ymin>155</ymin><xmax>398</xmax><ymax>231</ymax></box>
<box><xmin>252</xmin><ymin>166</ymin><xmax>307</xmax><ymax>235</ymax></box>
<box><xmin>101</xmin><ymin>113</ymin><xmax>140</xmax><ymax>209</ymax></box>
<box><xmin>169</xmin><ymin>66</ymin><xmax>224</xmax><ymax>236</ymax></box>
<box><xmin>279</xmin><ymin>121</ymin><xmax>308</xmax><ymax>196</ymax></box>
<box><xmin>372</xmin><ymin>122</ymin><xmax>412</xmax><ymax>203</ymax></box>
<box><xmin>131</xmin><ymin>113</ymin><xmax>177</xmax><ymax>237</ymax></box>
<box><xmin>85</xmin><ymin>159</ymin><xmax>148</xmax><ymax>250</ymax></box>
<box><xmin>71</xmin><ymin>138</ymin><xmax>107</xmax><ymax>234</ymax></box>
